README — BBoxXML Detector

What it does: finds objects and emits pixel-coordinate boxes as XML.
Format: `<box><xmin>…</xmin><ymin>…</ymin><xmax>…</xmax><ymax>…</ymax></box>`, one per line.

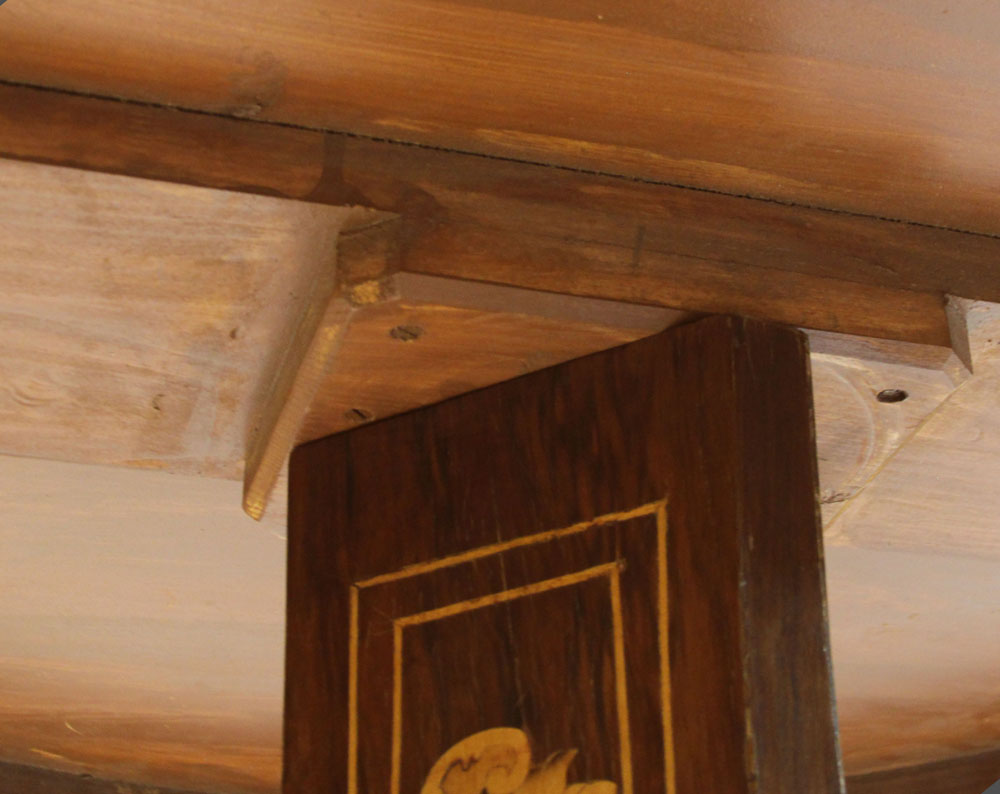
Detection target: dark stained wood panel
<box><xmin>353</xmin><ymin>507</ymin><xmax>666</xmax><ymax>794</ymax></box>
<box><xmin>285</xmin><ymin>316</ymin><xmax>841</xmax><ymax>794</ymax></box>
<box><xmin>3</xmin><ymin>0</ymin><xmax>1000</xmax><ymax>233</ymax></box>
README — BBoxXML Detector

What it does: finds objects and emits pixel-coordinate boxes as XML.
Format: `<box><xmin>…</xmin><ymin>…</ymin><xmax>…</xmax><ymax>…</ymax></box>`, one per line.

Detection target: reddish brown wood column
<box><xmin>284</xmin><ymin>315</ymin><xmax>844</xmax><ymax>794</ymax></box>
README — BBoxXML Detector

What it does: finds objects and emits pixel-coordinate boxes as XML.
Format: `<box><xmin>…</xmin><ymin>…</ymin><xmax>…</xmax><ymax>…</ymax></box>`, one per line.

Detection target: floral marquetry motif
<box><xmin>344</xmin><ymin>500</ymin><xmax>669</xmax><ymax>794</ymax></box>
<box><xmin>422</xmin><ymin>729</ymin><xmax>617</xmax><ymax>794</ymax></box>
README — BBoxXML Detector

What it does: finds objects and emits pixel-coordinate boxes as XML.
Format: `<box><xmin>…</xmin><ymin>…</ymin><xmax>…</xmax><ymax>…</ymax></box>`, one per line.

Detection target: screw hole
<box><xmin>389</xmin><ymin>325</ymin><xmax>424</xmax><ymax>342</ymax></box>
<box><xmin>344</xmin><ymin>408</ymin><xmax>374</xmax><ymax>423</ymax></box>
<box><xmin>877</xmin><ymin>388</ymin><xmax>909</xmax><ymax>403</ymax></box>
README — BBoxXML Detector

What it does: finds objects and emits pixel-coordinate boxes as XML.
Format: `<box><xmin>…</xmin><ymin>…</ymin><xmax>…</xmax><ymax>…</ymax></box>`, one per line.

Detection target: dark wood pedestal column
<box><xmin>284</xmin><ymin>315</ymin><xmax>844</xmax><ymax>794</ymax></box>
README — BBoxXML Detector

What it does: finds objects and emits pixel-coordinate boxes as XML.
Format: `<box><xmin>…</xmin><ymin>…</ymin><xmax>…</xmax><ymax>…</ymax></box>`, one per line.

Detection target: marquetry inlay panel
<box><xmin>347</xmin><ymin>501</ymin><xmax>673</xmax><ymax>794</ymax></box>
<box><xmin>421</xmin><ymin>728</ymin><xmax>617</xmax><ymax>794</ymax></box>
<box><xmin>287</xmin><ymin>318</ymin><xmax>842</xmax><ymax>794</ymax></box>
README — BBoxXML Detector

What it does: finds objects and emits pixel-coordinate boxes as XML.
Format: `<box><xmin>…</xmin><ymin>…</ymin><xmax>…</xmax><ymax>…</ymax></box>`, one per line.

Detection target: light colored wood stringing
<box><xmin>655</xmin><ymin>506</ymin><xmax>677</xmax><ymax>794</ymax></box>
<box><xmin>393</xmin><ymin>563</ymin><xmax>620</xmax><ymax>629</ymax></box>
<box><xmin>608</xmin><ymin>570</ymin><xmax>634</xmax><ymax>794</ymax></box>
<box><xmin>355</xmin><ymin>501</ymin><xmax>666</xmax><ymax>588</ymax></box>
<box><xmin>349</xmin><ymin>501</ymin><xmax>667</xmax><ymax>794</ymax></box>
<box><xmin>392</xmin><ymin>566</ymin><xmax>624</xmax><ymax>794</ymax></box>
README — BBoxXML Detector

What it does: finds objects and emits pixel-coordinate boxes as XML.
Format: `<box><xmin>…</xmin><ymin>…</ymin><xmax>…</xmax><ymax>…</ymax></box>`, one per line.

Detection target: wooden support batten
<box><xmin>4</xmin><ymin>82</ymin><xmax>999</xmax><ymax>344</ymax></box>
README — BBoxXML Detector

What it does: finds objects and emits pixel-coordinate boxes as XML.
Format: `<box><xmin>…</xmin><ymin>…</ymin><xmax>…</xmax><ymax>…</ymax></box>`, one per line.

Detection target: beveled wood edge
<box><xmin>941</xmin><ymin>294</ymin><xmax>1000</xmax><ymax>376</ymax></box>
<box><xmin>391</xmin><ymin>272</ymin><xmax>689</xmax><ymax>332</ymax></box>
<box><xmin>806</xmin><ymin>323</ymin><xmax>969</xmax><ymax>382</ymax></box>
<box><xmin>243</xmin><ymin>209</ymin><xmax>405</xmax><ymax>519</ymax></box>
<box><xmin>243</xmin><ymin>295</ymin><xmax>352</xmax><ymax>519</ymax></box>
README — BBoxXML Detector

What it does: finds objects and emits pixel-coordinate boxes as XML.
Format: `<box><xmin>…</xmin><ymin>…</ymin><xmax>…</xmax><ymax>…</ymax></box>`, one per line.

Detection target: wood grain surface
<box><xmin>5</xmin><ymin>751</ymin><xmax>997</xmax><ymax>794</ymax></box>
<box><xmin>3</xmin><ymin>454</ymin><xmax>998</xmax><ymax>793</ymax></box>
<box><xmin>1</xmin><ymin>84</ymin><xmax>998</xmax><ymax>333</ymax></box>
<box><xmin>847</xmin><ymin>748</ymin><xmax>1000</xmax><ymax>794</ymax></box>
<box><xmin>0</xmin><ymin>762</ymin><xmax>216</xmax><ymax>794</ymax></box>
<box><xmin>0</xmin><ymin>148</ymin><xmax>961</xmax><ymax>520</ymax></box>
<box><xmin>0</xmin><ymin>157</ymin><xmax>350</xmax><ymax>478</ymax></box>
<box><xmin>0</xmin><ymin>456</ymin><xmax>286</xmax><ymax>794</ymax></box>
<box><xmin>826</xmin><ymin>301</ymin><xmax>1000</xmax><ymax>559</ymax></box>
<box><xmin>244</xmin><ymin>270</ymin><xmax>684</xmax><ymax>517</ymax></box>
<box><xmin>2</xmin><ymin>1</ymin><xmax>1000</xmax><ymax>235</ymax></box>
<box><xmin>285</xmin><ymin>316</ymin><xmax>841</xmax><ymax>794</ymax></box>
<box><xmin>296</xmin><ymin>274</ymin><xmax>684</xmax><ymax>444</ymax></box>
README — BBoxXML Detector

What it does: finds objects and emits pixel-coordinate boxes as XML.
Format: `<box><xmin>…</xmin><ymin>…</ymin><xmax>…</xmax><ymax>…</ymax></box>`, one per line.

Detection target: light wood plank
<box><xmin>0</xmin><ymin>158</ymin><xmax>351</xmax><ymax>478</ymax></box>
<box><xmin>296</xmin><ymin>273</ymin><xmax>687</xmax><ymax>444</ymax></box>
<box><xmin>827</xmin><ymin>301</ymin><xmax>1000</xmax><ymax>558</ymax></box>
<box><xmin>0</xmin><ymin>455</ymin><xmax>285</xmax><ymax>794</ymax></box>
<box><xmin>0</xmin><ymin>151</ymin><xmax>965</xmax><ymax>522</ymax></box>
<box><xmin>3</xmin><ymin>1</ymin><xmax>1000</xmax><ymax>234</ymax></box>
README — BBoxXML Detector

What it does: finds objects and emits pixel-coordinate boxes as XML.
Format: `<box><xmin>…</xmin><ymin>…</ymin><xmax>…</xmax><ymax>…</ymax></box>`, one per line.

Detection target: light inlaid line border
<box><xmin>392</xmin><ymin>562</ymin><xmax>624</xmax><ymax>794</ymax></box>
<box><xmin>608</xmin><ymin>565</ymin><xmax>634</xmax><ymax>794</ymax></box>
<box><xmin>346</xmin><ymin>500</ymin><xmax>672</xmax><ymax>794</ymax></box>
<box><xmin>354</xmin><ymin>502</ymin><xmax>663</xmax><ymax>589</ymax></box>
<box><xmin>655</xmin><ymin>502</ymin><xmax>676</xmax><ymax>794</ymax></box>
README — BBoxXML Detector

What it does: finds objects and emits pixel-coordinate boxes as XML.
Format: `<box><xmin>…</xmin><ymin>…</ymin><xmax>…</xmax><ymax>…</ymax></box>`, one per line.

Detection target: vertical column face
<box><xmin>285</xmin><ymin>316</ymin><xmax>843</xmax><ymax>794</ymax></box>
